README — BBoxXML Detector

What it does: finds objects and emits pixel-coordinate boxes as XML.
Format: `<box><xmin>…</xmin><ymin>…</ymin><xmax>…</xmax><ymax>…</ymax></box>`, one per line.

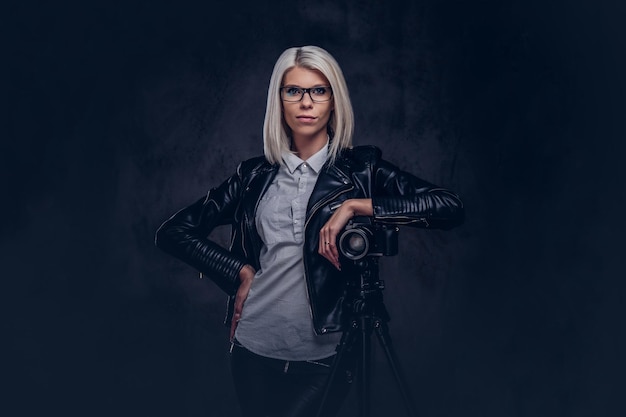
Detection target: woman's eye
<box><xmin>311</xmin><ymin>87</ymin><xmax>327</xmax><ymax>96</ymax></box>
<box><xmin>286</xmin><ymin>87</ymin><xmax>302</xmax><ymax>96</ymax></box>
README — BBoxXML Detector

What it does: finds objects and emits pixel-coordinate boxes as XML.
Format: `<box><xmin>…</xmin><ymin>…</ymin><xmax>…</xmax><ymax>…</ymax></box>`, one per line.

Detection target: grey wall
<box><xmin>4</xmin><ymin>0</ymin><xmax>625</xmax><ymax>416</ymax></box>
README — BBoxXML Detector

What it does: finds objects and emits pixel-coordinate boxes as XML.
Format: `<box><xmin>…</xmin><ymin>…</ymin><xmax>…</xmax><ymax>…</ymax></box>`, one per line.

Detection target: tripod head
<box><xmin>338</xmin><ymin>217</ymin><xmax>399</xmax><ymax>322</ymax></box>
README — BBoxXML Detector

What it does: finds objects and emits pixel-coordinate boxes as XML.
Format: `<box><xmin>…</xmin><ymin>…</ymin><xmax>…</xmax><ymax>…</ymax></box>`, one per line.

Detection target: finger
<box><xmin>319</xmin><ymin>230</ymin><xmax>330</xmax><ymax>255</ymax></box>
<box><xmin>329</xmin><ymin>243</ymin><xmax>340</xmax><ymax>265</ymax></box>
<box><xmin>324</xmin><ymin>227</ymin><xmax>337</xmax><ymax>261</ymax></box>
<box><xmin>229</xmin><ymin>318</ymin><xmax>237</xmax><ymax>340</ymax></box>
<box><xmin>319</xmin><ymin>223</ymin><xmax>342</xmax><ymax>269</ymax></box>
<box><xmin>328</xmin><ymin>239</ymin><xmax>339</xmax><ymax>260</ymax></box>
<box><xmin>323</xmin><ymin>239</ymin><xmax>333</xmax><ymax>261</ymax></box>
<box><xmin>325</xmin><ymin>229</ymin><xmax>334</xmax><ymax>250</ymax></box>
<box><xmin>234</xmin><ymin>284</ymin><xmax>251</xmax><ymax>312</ymax></box>
<box><xmin>230</xmin><ymin>312</ymin><xmax>242</xmax><ymax>340</ymax></box>
<box><xmin>319</xmin><ymin>228</ymin><xmax>328</xmax><ymax>254</ymax></box>
<box><xmin>319</xmin><ymin>243</ymin><xmax>333</xmax><ymax>266</ymax></box>
<box><xmin>322</xmin><ymin>243</ymin><xmax>340</xmax><ymax>270</ymax></box>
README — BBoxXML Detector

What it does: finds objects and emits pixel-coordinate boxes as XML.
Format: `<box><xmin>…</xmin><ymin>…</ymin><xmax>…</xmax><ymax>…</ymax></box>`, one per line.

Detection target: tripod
<box><xmin>316</xmin><ymin>255</ymin><xmax>419</xmax><ymax>417</ymax></box>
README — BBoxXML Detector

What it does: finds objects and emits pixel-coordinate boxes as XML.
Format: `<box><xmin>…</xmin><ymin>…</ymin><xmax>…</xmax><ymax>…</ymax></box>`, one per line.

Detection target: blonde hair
<box><xmin>263</xmin><ymin>46</ymin><xmax>354</xmax><ymax>165</ymax></box>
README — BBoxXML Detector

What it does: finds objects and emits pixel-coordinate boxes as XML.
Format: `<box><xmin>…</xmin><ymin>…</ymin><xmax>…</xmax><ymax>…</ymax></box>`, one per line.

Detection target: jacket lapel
<box><xmin>306</xmin><ymin>163</ymin><xmax>353</xmax><ymax>221</ymax></box>
<box><xmin>243</xmin><ymin>165</ymin><xmax>278</xmax><ymax>222</ymax></box>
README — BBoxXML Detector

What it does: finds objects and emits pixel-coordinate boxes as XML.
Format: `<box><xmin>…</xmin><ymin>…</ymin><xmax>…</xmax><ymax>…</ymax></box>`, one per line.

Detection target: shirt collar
<box><xmin>282</xmin><ymin>141</ymin><xmax>329</xmax><ymax>174</ymax></box>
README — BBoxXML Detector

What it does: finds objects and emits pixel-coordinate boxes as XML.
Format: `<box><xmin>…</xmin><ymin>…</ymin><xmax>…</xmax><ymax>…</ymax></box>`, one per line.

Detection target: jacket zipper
<box><xmin>303</xmin><ymin>184</ymin><xmax>354</xmax><ymax>332</ymax></box>
<box><xmin>304</xmin><ymin>184</ymin><xmax>354</xmax><ymax>229</ymax></box>
<box><xmin>374</xmin><ymin>215</ymin><xmax>430</xmax><ymax>227</ymax></box>
<box><xmin>239</xmin><ymin>169</ymin><xmax>277</xmax><ymax>268</ymax></box>
<box><xmin>239</xmin><ymin>214</ymin><xmax>249</xmax><ymax>259</ymax></box>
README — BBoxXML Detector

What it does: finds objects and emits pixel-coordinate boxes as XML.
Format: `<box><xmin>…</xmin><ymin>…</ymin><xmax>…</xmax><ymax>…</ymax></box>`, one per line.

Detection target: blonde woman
<box><xmin>156</xmin><ymin>45</ymin><xmax>463</xmax><ymax>417</ymax></box>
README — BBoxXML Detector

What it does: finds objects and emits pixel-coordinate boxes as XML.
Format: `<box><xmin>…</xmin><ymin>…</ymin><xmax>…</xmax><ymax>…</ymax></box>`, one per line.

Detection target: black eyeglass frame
<box><xmin>279</xmin><ymin>86</ymin><xmax>333</xmax><ymax>103</ymax></box>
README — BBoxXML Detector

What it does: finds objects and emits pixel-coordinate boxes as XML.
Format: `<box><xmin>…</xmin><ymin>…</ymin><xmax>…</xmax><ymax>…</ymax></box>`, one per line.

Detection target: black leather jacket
<box><xmin>155</xmin><ymin>145</ymin><xmax>464</xmax><ymax>334</ymax></box>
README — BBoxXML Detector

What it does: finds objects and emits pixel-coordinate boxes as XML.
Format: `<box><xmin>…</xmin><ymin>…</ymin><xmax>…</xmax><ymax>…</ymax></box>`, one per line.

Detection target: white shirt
<box><xmin>234</xmin><ymin>143</ymin><xmax>341</xmax><ymax>360</ymax></box>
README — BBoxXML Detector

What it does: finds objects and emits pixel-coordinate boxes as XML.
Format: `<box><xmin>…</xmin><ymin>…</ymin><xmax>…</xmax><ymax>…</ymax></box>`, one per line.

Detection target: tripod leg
<box><xmin>374</xmin><ymin>320</ymin><xmax>419</xmax><ymax>417</ymax></box>
<box><xmin>358</xmin><ymin>315</ymin><xmax>373</xmax><ymax>417</ymax></box>
<box><xmin>315</xmin><ymin>324</ymin><xmax>358</xmax><ymax>417</ymax></box>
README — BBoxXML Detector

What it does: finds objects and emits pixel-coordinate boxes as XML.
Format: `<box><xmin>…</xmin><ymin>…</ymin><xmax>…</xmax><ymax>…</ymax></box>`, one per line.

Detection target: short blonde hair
<box><xmin>263</xmin><ymin>46</ymin><xmax>354</xmax><ymax>165</ymax></box>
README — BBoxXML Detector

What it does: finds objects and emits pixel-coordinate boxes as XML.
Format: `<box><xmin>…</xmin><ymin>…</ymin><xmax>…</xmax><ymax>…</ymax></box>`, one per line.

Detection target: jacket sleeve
<box><xmin>154</xmin><ymin>168</ymin><xmax>248</xmax><ymax>296</ymax></box>
<box><xmin>371</xmin><ymin>157</ymin><xmax>464</xmax><ymax>230</ymax></box>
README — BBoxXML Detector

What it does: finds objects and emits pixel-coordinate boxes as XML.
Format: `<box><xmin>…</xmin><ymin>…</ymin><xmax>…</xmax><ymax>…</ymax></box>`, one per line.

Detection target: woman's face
<box><xmin>281</xmin><ymin>66</ymin><xmax>334</xmax><ymax>143</ymax></box>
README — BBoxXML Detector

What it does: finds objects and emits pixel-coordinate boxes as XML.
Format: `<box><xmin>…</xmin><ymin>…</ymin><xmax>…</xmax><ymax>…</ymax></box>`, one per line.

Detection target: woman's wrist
<box><xmin>239</xmin><ymin>264</ymin><xmax>256</xmax><ymax>283</ymax></box>
<box><xmin>346</xmin><ymin>198</ymin><xmax>373</xmax><ymax>217</ymax></box>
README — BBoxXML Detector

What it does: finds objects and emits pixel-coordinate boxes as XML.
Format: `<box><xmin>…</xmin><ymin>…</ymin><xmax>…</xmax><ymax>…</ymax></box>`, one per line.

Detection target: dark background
<box><xmin>4</xmin><ymin>0</ymin><xmax>625</xmax><ymax>416</ymax></box>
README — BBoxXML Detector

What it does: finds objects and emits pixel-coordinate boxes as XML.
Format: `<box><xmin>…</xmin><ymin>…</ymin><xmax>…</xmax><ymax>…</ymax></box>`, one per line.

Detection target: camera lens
<box><xmin>339</xmin><ymin>228</ymin><xmax>370</xmax><ymax>260</ymax></box>
<box><xmin>347</xmin><ymin>234</ymin><xmax>366</xmax><ymax>252</ymax></box>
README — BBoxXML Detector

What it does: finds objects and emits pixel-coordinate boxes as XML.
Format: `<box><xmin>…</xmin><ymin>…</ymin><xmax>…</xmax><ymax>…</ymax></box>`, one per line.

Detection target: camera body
<box><xmin>337</xmin><ymin>217</ymin><xmax>399</xmax><ymax>261</ymax></box>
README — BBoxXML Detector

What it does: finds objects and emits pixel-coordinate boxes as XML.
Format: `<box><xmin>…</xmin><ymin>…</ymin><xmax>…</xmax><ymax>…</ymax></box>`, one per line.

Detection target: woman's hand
<box><xmin>230</xmin><ymin>264</ymin><xmax>256</xmax><ymax>341</ymax></box>
<box><xmin>318</xmin><ymin>198</ymin><xmax>373</xmax><ymax>270</ymax></box>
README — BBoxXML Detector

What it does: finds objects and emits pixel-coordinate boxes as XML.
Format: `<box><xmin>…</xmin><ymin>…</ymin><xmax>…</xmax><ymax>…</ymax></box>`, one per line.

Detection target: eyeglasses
<box><xmin>280</xmin><ymin>86</ymin><xmax>333</xmax><ymax>103</ymax></box>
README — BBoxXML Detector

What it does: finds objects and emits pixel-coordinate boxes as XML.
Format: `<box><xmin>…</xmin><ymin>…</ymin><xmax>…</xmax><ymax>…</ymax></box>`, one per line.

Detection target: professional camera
<box><xmin>337</xmin><ymin>217</ymin><xmax>399</xmax><ymax>261</ymax></box>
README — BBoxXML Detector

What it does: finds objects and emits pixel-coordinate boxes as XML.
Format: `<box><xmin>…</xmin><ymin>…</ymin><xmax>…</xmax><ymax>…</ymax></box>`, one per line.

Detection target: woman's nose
<box><xmin>300</xmin><ymin>92</ymin><xmax>314</xmax><ymax>107</ymax></box>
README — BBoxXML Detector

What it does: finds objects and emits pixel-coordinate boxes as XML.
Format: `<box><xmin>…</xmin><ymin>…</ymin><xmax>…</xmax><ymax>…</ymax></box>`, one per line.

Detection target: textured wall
<box><xmin>4</xmin><ymin>0</ymin><xmax>625</xmax><ymax>416</ymax></box>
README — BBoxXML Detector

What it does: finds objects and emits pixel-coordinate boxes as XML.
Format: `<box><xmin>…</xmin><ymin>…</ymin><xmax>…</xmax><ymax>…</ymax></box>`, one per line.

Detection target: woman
<box><xmin>155</xmin><ymin>45</ymin><xmax>463</xmax><ymax>417</ymax></box>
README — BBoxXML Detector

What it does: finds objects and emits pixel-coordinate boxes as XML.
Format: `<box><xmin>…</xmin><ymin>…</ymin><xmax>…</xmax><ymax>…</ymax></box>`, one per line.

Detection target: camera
<box><xmin>337</xmin><ymin>217</ymin><xmax>399</xmax><ymax>261</ymax></box>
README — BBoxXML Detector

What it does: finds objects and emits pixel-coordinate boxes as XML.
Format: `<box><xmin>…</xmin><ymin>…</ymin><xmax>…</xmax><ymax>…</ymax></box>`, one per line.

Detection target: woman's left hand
<box><xmin>230</xmin><ymin>264</ymin><xmax>256</xmax><ymax>341</ymax></box>
<box><xmin>318</xmin><ymin>198</ymin><xmax>373</xmax><ymax>270</ymax></box>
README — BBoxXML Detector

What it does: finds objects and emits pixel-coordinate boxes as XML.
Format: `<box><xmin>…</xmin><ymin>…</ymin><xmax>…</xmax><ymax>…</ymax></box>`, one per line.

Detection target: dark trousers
<box><xmin>230</xmin><ymin>342</ymin><xmax>353</xmax><ymax>417</ymax></box>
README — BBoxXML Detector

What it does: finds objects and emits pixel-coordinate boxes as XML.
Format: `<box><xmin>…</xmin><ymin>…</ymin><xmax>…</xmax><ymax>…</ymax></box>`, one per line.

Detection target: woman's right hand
<box><xmin>230</xmin><ymin>264</ymin><xmax>256</xmax><ymax>341</ymax></box>
<box><xmin>319</xmin><ymin>199</ymin><xmax>373</xmax><ymax>270</ymax></box>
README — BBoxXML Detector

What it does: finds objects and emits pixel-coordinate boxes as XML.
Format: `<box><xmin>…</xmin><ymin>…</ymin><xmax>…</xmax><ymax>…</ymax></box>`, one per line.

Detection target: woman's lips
<box><xmin>296</xmin><ymin>115</ymin><xmax>317</xmax><ymax>123</ymax></box>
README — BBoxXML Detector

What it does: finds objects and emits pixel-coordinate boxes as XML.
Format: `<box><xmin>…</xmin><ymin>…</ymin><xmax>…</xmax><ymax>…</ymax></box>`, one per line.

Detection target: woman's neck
<box><xmin>291</xmin><ymin>133</ymin><xmax>328</xmax><ymax>161</ymax></box>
